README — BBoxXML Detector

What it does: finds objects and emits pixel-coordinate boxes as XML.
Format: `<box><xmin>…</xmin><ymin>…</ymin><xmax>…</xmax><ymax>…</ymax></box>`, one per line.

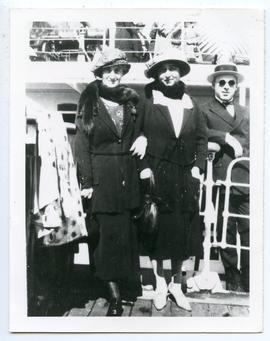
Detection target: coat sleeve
<box><xmin>200</xmin><ymin>109</ymin><xmax>227</xmax><ymax>145</ymax></box>
<box><xmin>74</xmin><ymin>116</ymin><xmax>93</xmax><ymax>189</ymax></box>
<box><xmin>231</xmin><ymin>110</ymin><xmax>250</xmax><ymax>156</ymax></box>
<box><xmin>194</xmin><ymin>104</ymin><xmax>208</xmax><ymax>172</ymax></box>
<box><xmin>134</xmin><ymin>98</ymin><xmax>152</xmax><ymax>173</ymax></box>
<box><xmin>205</xmin><ymin>127</ymin><xmax>227</xmax><ymax>145</ymax></box>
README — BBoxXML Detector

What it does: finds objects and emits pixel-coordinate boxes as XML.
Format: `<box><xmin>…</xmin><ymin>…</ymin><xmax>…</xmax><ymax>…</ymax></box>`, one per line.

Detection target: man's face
<box><xmin>213</xmin><ymin>75</ymin><xmax>238</xmax><ymax>102</ymax></box>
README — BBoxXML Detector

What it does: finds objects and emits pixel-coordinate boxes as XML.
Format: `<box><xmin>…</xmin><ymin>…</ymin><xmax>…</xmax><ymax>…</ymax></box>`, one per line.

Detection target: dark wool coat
<box><xmin>74</xmin><ymin>95</ymin><xmax>141</xmax><ymax>214</ymax></box>
<box><xmin>139</xmin><ymin>92</ymin><xmax>207</xmax><ymax>171</ymax></box>
<box><xmin>138</xmin><ymin>91</ymin><xmax>208</xmax><ymax>211</ymax></box>
<box><xmin>137</xmin><ymin>90</ymin><xmax>207</xmax><ymax>260</ymax></box>
<box><xmin>200</xmin><ymin>99</ymin><xmax>249</xmax><ymax>194</ymax></box>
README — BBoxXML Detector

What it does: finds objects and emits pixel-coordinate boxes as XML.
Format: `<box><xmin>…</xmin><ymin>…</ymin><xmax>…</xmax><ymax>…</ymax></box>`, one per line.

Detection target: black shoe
<box><xmin>106</xmin><ymin>281</ymin><xmax>123</xmax><ymax>316</ymax></box>
<box><xmin>241</xmin><ymin>268</ymin><xmax>250</xmax><ymax>293</ymax></box>
<box><xmin>226</xmin><ymin>281</ymin><xmax>244</xmax><ymax>292</ymax></box>
<box><xmin>106</xmin><ymin>299</ymin><xmax>123</xmax><ymax>316</ymax></box>
<box><xmin>225</xmin><ymin>268</ymin><xmax>244</xmax><ymax>292</ymax></box>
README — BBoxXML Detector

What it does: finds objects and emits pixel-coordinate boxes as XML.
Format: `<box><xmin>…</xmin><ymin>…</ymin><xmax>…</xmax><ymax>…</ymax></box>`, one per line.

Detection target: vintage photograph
<box><xmin>9</xmin><ymin>8</ymin><xmax>264</xmax><ymax>332</ymax></box>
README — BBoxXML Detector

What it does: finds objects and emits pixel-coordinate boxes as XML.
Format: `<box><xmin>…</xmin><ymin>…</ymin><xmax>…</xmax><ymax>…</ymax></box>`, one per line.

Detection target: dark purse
<box><xmin>133</xmin><ymin>176</ymin><xmax>159</xmax><ymax>235</ymax></box>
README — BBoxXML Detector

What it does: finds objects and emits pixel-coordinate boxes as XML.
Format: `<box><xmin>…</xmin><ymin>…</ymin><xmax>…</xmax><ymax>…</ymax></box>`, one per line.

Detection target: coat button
<box><xmin>122</xmin><ymin>180</ymin><xmax>126</xmax><ymax>186</ymax></box>
<box><xmin>118</xmin><ymin>139</ymin><xmax>122</xmax><ymax>143</ymax></box>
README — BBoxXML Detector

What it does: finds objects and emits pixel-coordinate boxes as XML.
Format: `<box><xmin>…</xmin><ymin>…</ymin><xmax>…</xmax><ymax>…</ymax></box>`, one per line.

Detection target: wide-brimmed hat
<box><xmin>91</xmin><ymin>47</ymin><xmax>131</xmax><ymax>77</ymax></box>
<box><xmin>207</xmin><ymin>63</ymin><xmax>244</xmax><ymax>83</ymax></box>
<box><xmin>145</xmin><ymin>48</ymin><xmax>190</xmax><ymax>79</ymax></box>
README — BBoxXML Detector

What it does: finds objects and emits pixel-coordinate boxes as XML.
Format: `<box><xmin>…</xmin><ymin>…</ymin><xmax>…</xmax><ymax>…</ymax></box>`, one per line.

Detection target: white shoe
<box><xmin>168</xmin><ymin>282</ymin><xmax>191</xmax><ymax>311</ymax></box>
<box><xmin>153</xmin><ymin>277</ymin><xmax>168</xmax><ymax>310</ymax></box>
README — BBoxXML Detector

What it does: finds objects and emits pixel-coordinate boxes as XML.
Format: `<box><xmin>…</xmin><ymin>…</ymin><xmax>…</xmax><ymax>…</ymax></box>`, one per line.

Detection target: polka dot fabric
<box><xmin>35</xmin><ymin>111</ymin><xmax>87</xmax><ymax>246</ymax></box>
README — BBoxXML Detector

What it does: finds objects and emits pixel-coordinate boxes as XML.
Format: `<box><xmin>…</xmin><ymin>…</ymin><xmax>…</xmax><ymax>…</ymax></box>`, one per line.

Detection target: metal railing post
<box><xmin>187</xmin><ymin>142</ymin><xmax>224</xmax><ymax>293</ymax></box>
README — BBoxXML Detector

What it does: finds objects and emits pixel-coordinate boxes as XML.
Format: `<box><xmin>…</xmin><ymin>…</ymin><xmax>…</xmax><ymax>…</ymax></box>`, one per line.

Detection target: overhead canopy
<box><xmin>195</xmin><ymin>12</ymin><xmax>250</xmax><ymax>63</ymax></box>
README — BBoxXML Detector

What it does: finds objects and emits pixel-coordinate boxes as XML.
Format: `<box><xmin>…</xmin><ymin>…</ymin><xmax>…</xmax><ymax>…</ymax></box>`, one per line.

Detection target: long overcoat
<box><xmin>137</xmin><ymin>90</ymin><xmax>208</xmax><ymax>260</ymax></box>
<box><xmin>200</xmin><ymin>99</ymin><xmax>249</xmax><ymax>194</ymax></box>
<box><xmin>74</xmin><ymin>98</ymin><xmax>141</xmax><ymax>213</ymax></box>
<box><xmin>139</xmin><ymin>91</ymin><xmax>208</xmax><ymax>210</ymax></box>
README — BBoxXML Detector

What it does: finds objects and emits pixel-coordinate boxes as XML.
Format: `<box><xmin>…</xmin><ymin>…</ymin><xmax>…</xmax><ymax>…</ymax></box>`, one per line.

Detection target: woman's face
<box><xmin>101</xmin><ymin>65</ymin><xmax>124</xmax><ymax>88</ymax></box>
<box><xmin>157</xmin><ymin>62</ymin><xmax>181</xmax><ymax>87</ymax></box>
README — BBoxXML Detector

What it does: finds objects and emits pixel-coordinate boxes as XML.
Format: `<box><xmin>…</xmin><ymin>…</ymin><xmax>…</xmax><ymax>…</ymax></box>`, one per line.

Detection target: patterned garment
<box><xmin>32</xmin><ymin>109</ymin><xmax>87</xmax><ymax>246</ymax></box>
<box><xmin>103</xmin><ymin>101</ymin><xmax>124</xmax><ymax>135</ymax></box>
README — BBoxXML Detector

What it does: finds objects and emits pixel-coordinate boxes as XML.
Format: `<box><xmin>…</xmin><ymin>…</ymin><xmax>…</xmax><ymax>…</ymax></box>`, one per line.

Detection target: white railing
<box><xmin>28</xmin><ymin>23</ymin><xmax>211</xmax><ymax>64</ymax></box>
<box><xmin>187</xmin><ymin>143</ymin><xmax>250</xmax><ymax>292</ymax></box>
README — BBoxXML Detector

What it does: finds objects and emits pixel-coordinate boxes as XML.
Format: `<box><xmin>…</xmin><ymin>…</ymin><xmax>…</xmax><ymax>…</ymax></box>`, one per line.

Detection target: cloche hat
<box><xmin>91</xmin><ymin>47</ymin><xmax>131</xmax><ymax>77</ymax></box>
<box><xmin>207</xmin><ymin>63</ymin><xmax>244</xmax><ymax>83</ymax></box>
<box><xmin>145</xmin><ymin>48</ymin><xmax>190</xmax><ymax>79</ymax></box>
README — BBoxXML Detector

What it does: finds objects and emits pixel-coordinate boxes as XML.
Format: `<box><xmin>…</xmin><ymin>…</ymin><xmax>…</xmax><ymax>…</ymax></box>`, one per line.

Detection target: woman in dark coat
<box><xmin>139</xmin><ymin>49</ymin><xmax>207</xmax><ymax>311</ymax></box>
<box><xmin>74</xmin><ymin>48</ymin><xmax>146</xmax><ymax>316</ymax></box>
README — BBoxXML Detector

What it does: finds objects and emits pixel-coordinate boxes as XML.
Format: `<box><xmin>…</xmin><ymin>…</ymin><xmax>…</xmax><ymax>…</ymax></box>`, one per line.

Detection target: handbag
<box><xmin>134</xmin><ymin>174</ymin><xmax>160</xmax><ymax>235</ymax></box>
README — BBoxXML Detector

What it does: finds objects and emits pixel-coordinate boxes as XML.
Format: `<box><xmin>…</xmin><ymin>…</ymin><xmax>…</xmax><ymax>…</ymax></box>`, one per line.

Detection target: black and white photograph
<box><xmin>9</xmin><ymin>7</ymin><xmax>264</xmax><ymax>333</ymax></box>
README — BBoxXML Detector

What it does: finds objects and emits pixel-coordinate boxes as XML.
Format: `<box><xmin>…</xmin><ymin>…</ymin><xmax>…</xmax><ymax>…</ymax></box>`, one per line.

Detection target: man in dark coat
<box><xmin>200</xmin><ymin>64</ymin><xmax>250</xmax><ymax>292</ymax></box>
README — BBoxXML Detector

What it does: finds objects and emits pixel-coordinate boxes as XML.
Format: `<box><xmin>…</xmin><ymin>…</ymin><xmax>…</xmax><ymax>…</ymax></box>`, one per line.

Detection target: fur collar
<box><xmin>77</xmin><ymin>80</ymin><xmax>139</xmax><ymax>135</ymax></box>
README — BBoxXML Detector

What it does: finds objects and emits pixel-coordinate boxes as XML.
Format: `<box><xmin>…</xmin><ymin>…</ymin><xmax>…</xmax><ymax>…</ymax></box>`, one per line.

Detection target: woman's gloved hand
<box><xmin>191</xmin><ymin>166</ymin><xmax>202</xmax><ymax>181</ymax></box>
<box><xmin>130</xmin><ymin>135</ymin><xmax>148</xmax><ymax>159</ymax></box>
<box><xmin>80</xmin><ymin>188</ymin><xmax>93</xmax><ymax>199</ymax></box>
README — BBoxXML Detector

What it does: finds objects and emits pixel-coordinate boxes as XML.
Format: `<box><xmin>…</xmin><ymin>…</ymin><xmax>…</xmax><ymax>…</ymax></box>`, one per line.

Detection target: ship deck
<box><xmin>65</xmin><ymin>291</ymin><xmax>249</xmax><ymax>317</ymax></box>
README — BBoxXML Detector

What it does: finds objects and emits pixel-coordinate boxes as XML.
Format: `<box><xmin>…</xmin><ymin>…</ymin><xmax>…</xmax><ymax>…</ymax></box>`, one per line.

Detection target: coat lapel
<box><xmin>179</xmin><ymin>94</ymin><xmax>194</xmax><ymax>135</ymax></box>
<box><xmin>155</xmin><ymin>104</ymin><xmax>175</xmax><ymax>135</ymax></box>
<box><xmin>179</xmin><ymin>108</ymin><xmax>191</xmax><ymax>134</ymax></box>
<box><xmin>209</xmin><ymin>99</ymin><xmax>236</xmax><ymax>126</ymax></box>
<box><xmin>121</xmin><ymin>105</ymin><xmax>132</xmax><ymax>137</ymax></box>
<box><xmin>209</xmin><ymin>99</ymin><xmax>245</xmax><ymax>129</ymax></box>
<box><xmin>98</xmin><ymin>99</ymin><xmax>120</xmax><ymax>137</ymax></box>
<box><xmin>232</xmin><ymin>103</ymin><xmax>245</xmax><ymax>129</ymax></box>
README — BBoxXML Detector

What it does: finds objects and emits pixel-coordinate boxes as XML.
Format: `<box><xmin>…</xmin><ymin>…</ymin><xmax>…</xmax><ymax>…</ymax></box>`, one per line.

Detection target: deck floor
<box><xmin>65</xmin><ymin>291</ymin><xmax>249</xmax><ymax>317</ymax></box>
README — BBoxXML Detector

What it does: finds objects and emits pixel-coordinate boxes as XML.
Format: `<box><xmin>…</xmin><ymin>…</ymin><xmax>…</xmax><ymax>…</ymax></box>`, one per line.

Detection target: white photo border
<box><xmin>9</xmin><ymin>7</ymin><xmax>264</xmax><ymax>333</ymax></box>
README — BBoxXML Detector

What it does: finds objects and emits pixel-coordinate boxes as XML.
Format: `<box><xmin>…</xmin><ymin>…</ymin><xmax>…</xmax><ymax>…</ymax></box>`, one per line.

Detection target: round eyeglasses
<box><xmin>218</xmin><ymin>79</ymin><xmax>236</xmax><ymax>87</ymax></box>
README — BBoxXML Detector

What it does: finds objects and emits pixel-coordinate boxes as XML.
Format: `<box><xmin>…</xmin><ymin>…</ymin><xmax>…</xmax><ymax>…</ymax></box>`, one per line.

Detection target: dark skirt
<box><xmin>139</xmin><ymin>157</ymin><xmax>203</xmax><ymax>261</ymax></box>
<box><xmin>141</xmin><ymin>209</ymin><xmax>203</xmax><ymax>261</ymax></box>
<box><xmin>92</xmin><ymin>211</ymin><xmax>142</xmax><ymax>299</ymax></box>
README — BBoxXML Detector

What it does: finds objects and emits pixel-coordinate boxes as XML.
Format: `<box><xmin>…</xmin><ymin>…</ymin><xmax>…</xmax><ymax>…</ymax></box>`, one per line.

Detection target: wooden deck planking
<box><xmin>151</xmin><ymin>301</ymin><xmax>172</xmax><ymax>316</ymax></box>
<box><xmin>170</xmin><ymin>301</ymin><xmax>192</xmax><ymax>317</ymax></box>
<box><xmin>209</xmin><ymin>303</ymin><xmax>230</xmax><ymax>317</ymax></box>
<box><xmin>66</xmin><ymin>300</ymin><xmax>249</xmax><ymax>317</ymax></box>
<box><xmin>227</xmin><ymin>305</ymin><xmax>249</xmax><ymax>317</ymax></box>
<box><xmin>186</xmin><ymin>291</ymin><xmax>249</xmax><ymax>306</ymax></box>
<box><xmin>65</xmin><ymin>293</ymin><xmax>249</xmax><ymax>317</ymax></box>
<box><xmin>68</xmin><ymin>307</ymin><xmax>91</xmax><ymax>317</ymax></box>
<box><xmin>90</xmin><ymin>298</ymin><xmax>109</xmax><ymax>316</ymax></box>
<box><xmin>190</xmin><ymin>302</ymin><xmax>210</xmax><ymax>316</ymax></box>
<box><xmin>130</xmin><ymin>299</ymin><xmax>152</xmax><ymax>317</ymax></box>
<box><xmin>85</xmin><ymin>300</ymin><xmax>96</xmax><ymax>315</ymax></box>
